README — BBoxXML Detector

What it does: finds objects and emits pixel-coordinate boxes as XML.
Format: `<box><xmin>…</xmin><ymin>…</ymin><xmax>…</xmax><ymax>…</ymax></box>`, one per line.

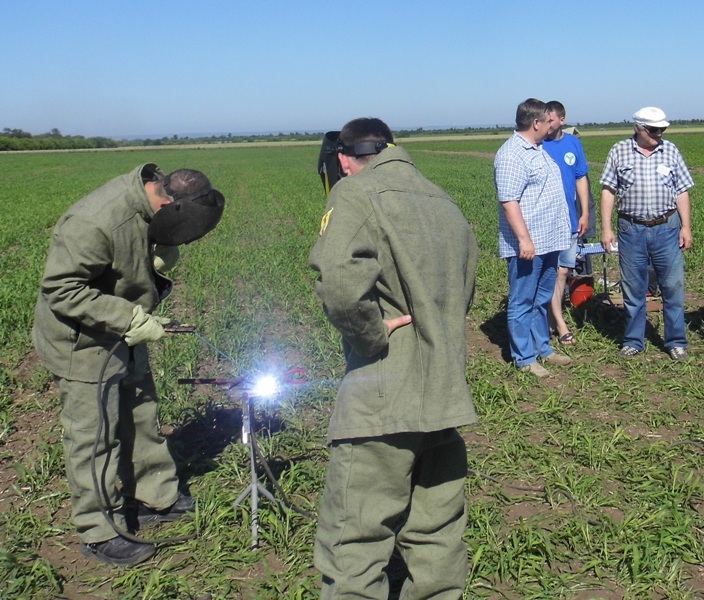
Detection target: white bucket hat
<box><xmin>633</xmin><ymin>106</ymin><xmax>670</xmax><ymax>128</ymax></box>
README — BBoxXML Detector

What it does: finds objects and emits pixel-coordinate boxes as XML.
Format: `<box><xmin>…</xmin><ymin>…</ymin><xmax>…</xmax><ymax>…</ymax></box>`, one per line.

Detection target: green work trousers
<box><xmin>57</xmin><ymin>352</ymin><xmax>179</xmax><ymax>544</ymax></box>
<box><xmin>315</xmin><ymin>428</ymin><xmax>468</xmax><ymax>599</ymax></box>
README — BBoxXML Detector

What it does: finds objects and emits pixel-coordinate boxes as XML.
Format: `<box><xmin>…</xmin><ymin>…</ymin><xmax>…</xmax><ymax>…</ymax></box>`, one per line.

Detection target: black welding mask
<box><xmin>148</xmin><ymin>172</ymin><xmax>225</xmax><ymax>245</ymax></box>
<box><xmin>318</xmin><ymin>131</ymin><xmax>343</xmax><ymax>196</ymax></box>
<box><xmin>317</xmin><ymin>131</ymin><xmax>390</xmax><ymax>196</ymax></box>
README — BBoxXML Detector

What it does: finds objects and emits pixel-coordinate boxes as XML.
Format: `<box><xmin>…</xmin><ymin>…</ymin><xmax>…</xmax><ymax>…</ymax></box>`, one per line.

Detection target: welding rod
<box><xmin>177</xmin><ymin>376</ymin><xmax>246</xmax><ymax>386</ymax></box>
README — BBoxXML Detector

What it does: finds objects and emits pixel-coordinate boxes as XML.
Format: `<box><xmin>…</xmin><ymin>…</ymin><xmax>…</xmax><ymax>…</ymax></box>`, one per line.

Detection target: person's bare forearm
<box><xmin>576</xmin><ymin>176</ymin><xmax>589</xmax><ymax>236</ymax></box>
<box><xmin>600</xmin><ymin>187</ymin><xmax>616</xmax><ymax>252</ymax></box>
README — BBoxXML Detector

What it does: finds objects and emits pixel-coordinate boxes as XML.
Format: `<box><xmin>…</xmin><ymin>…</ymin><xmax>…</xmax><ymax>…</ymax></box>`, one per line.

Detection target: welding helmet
<box><xmin>148</xmin><ymin>170</ymin><xmax>225</xmax><ymax>245</ymax></box>
<box><xmin>318</xmin><ymin>131</ymin><xmax>343</xmax><ymax>196</ymax></box>
<box><xmin>317</xmin><ymin>131</ymin><xmax>391</xmax><ymax>196</ymax></box>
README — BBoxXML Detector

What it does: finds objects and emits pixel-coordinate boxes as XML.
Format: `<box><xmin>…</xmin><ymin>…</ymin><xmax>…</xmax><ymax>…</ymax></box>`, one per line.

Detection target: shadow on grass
<box><xmin>166</xmin><ymin>401</ymin><xmax>286</xmax><ymax>484</ymax></box>
<box><xmin>572</xmin><ymin>295</ymin><xmax>624</xmax><ymax>343</ymax></box>
<box><xmin>573</xmin><ymin>294</ymin><xmax>680</xmax><ymax>353</ymax></box>
<box><xmin>685</xmin><ymin>305</ymin><xmax>704</xmax><ymax>337</ymax></box>
<box><xmin>478</xmin><ymin>295</ymin><xmax>630</xmax><ymax>359</ymax></box>
<box><xmin>478</xmin><ymin>297</ymin><xmax>511</xmax><ymax>363</ymax></box>
<box><xmin>479</xmin><ymin>293</ymin><xmax>671</xmax><ymax>355</ymax></box>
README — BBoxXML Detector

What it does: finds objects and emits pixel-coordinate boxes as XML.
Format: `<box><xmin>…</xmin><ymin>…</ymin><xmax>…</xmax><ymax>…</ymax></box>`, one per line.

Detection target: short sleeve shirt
<box><xmin>543</xmin><ymin>133</ymin><xmax>589</xmax><ymax>233</ymax></box>
<box><xmin>494</xmin><ymin>131</ymin><xmax>571</xmax><ymax>258</ymax></box>
<box><xmin>599</xmin><ymin>137</ymin><xmax>694</xmax><ymax>220</ymax></box>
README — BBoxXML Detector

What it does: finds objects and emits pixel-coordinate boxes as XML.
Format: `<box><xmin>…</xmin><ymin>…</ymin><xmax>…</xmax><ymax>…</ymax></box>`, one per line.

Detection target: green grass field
<box><xmin>1</xmin><ymin>132</ymin><xmax>704</xmax><ymax>599</ymax></box>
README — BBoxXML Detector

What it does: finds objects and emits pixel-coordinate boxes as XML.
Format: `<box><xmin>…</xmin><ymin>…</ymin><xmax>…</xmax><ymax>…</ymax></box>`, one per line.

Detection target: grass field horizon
<box><xmin>1</xmin><ymin>132</ymin><xmax>704</xmax><ymax>599</ymax></box>
<box><xmin>4</xmin><ymin>126</ymin><xmax>704</xmax><ymax>154</ymax></box>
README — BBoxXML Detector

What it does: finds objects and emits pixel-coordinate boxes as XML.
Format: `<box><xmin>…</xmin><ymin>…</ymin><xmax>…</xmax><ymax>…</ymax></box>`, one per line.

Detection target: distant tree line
<box><xmin>0</xmin><ymin>128</ymin><xmax>118</xmax><ymax>151</ymax></box>
<box><xmin>2</xmin><ymin>120</ymin><xmax>704</xmax><ymax>152</ymax></box>
<box><xmin>395</xmin><ymin>119</ymin><xmax>704</xmax><ymax>138</ymax></box>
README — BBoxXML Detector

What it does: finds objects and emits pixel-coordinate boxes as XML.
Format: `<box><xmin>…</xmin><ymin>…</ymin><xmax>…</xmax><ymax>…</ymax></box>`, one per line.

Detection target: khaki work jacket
<box><xmin>33</xmin><ymin>164</ymin><xmax>170</xmax><ymax>382</ymax></box>
<box><xmin>310</xmin><ymin>146</ymin><xmax>479</xmax><ymax>442</ymax></box>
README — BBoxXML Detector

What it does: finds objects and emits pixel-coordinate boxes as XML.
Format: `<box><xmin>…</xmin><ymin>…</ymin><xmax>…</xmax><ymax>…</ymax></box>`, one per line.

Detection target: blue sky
<box><xmin>2</xmin><ymin>0</ymin><xmax>703</xmax><ymax>138</ymax></box>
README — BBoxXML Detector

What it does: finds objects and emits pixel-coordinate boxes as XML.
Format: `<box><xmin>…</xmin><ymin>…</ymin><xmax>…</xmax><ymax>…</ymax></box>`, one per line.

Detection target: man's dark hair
<box><xmin>515</xmin><ymin>98</ymin><xmax>548</xmax><ymax>131</ymax></box>
<box><xmin>339</xmin><ymin>118</ymin><xmax>394</xmax><ymax>163</ymax></box>
<box><xmin>546</xmin><ymin>100</ymin><xmax>566</xmax><ymax>119</ymax></box>
<box><xmin>159</xmin><ymin>169</ymin><xmax>218</xmax><ymax>205</ymax></box>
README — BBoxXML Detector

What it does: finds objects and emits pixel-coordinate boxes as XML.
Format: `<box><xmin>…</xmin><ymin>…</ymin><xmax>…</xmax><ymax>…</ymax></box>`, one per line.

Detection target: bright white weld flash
<box><xmin>250</xmin><ymin>375</ymin><xmax>279</xmax><ymax>399</ymax></box>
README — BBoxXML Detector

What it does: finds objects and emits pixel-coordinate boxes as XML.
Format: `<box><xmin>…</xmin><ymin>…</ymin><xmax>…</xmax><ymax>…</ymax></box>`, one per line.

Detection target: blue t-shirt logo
<box><xmin>564</xmin><ymin>152</ymin><xmax>576</xmax><ymax>166</ymax></box>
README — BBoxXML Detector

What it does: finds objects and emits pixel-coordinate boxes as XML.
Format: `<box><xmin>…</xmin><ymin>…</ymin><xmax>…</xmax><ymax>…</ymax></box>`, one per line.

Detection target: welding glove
<box><xmin>153</xmin><ymin>244</ymin><xmax>180</xmax><ymax>274</ymax></box>
<box><xmin>125</xmin><ymin>305</ymin><xmax>172</xmax><ymax>346</ymax></box>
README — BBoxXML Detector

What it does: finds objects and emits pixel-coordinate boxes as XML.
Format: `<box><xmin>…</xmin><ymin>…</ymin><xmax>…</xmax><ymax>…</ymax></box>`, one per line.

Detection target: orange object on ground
<box><xmin>569</xmin><ymin>276</ymin><xmax>594</xmax><ymax>307</ymax></box>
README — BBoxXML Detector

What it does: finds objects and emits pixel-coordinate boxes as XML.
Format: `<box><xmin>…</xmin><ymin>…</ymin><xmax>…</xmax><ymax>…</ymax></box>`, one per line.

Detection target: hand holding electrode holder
<box><xmin>125</xmin><ymin>306</ymin><xmax>172</xmax><ymax>346</ymax></box>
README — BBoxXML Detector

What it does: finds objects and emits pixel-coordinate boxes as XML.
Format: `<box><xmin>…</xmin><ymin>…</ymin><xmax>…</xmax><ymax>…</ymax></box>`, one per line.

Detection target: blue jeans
<box><xmin>506</xmin><ymin>252</ymin><xmax>559</xmax><ymax>367</ymax></box>
<box><xmin>618</xmin><ymin>212</ymin><xmax>686</xmax><ymax>351</ymax></box>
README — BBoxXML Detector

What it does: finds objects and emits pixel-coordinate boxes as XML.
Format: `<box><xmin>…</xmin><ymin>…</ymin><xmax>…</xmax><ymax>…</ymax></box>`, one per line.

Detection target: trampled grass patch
<box><xmin>1</xmin><ymin>135</ymin><xmax>704</xmax><ymax>598</ymax></box>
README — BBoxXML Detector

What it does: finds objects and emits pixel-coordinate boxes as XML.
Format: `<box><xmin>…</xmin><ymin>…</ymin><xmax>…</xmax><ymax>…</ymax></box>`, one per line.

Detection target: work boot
<box><xmin>80</xmin><ymin>536</ymin><xmax>155</xmax><ymax>566</ymax></box>
<box><xmin>136</xmin><ymin>493</ymin><xmax>196</xmax><ymax>526</ymax></box>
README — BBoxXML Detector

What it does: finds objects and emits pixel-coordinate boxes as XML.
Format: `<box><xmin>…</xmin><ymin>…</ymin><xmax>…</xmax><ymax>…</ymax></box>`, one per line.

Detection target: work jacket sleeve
<box><xmin>39</xmin><ymin>215</ymin><xmax>136</xmax><ymax>336</ymax></box>
<box><xmin>309</xmin><ymin>192</ymin><xmax>388</xmax><ymax>358</ymax></box>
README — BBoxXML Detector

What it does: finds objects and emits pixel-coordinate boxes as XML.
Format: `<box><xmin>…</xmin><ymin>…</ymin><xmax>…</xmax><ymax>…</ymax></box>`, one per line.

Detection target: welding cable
<box><xmin>92</xmin><ymin>340</ymin><xmax>197</xmax><ymax>545</ymax></box>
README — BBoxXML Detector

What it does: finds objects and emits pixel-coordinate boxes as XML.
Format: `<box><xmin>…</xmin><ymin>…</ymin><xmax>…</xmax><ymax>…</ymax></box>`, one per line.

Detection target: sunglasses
<box><xmin>643</xmin><ymin>125</ymin><xmax>667</xmax><ymax>135</ymax></box>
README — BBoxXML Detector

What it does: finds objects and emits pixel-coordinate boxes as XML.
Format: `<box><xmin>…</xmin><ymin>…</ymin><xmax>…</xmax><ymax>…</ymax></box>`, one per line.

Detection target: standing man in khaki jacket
<box><xmin>310</xmin><ymin>118</ymin><xmax>478</xmax><ymax>599</ymax></box>
<box><xmin>33</xmin><ymin>164</ymin><xmax>224</xmax><ymax>565</ymax></box>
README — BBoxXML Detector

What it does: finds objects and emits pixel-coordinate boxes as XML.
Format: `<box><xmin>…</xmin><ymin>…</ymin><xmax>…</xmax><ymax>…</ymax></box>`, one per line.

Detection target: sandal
<box><xmin>558</xmin><ymin>332</ymin><xmax>576</xmax><ymax>345</ymax></box>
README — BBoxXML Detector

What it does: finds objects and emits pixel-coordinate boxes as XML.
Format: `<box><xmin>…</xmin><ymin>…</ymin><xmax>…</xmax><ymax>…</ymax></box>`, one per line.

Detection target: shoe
<box><xmin>542</xmin><ymin>352</ymin><xmax>572</xmax><ymax>366</ymax></box>
<box><xmin>80</xmin><ymin>536</ymin><xmax>155</xmax><ymax>566</ymax></box>
<box><xmin>618</xmin><ymin>346</ymin><xmax>641</xmax><ymax>358</ymax></box>
<box><xmin>558</xmin><ymin>332</ymin><xmax>576</xmax><ymax>345</ymax></box>
<box><xmin>137</xmin><ymin>493</ymin><xmax>195</xmax><ymax>526</ymax></box>
<box><xmin>669</xmin><ymin>347</ymin><xmax>689</xmax><ymax>361</ymax></box>
<box><xmin>519</xmin><ymin>362</ymin><xmax>550</xmax><ymax>378</ymax></box>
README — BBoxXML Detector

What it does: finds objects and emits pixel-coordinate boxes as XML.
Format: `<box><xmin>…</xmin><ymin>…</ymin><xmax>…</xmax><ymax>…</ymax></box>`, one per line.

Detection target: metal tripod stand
<box><xmin>233</xmin><ymin>393</ymin><xmax>281</xmax><ymax>548</ymax></box>
<box><xmin>176</xmin><ymin>361</ymin><xmax>311</xmax><ymax>548</ymax></box>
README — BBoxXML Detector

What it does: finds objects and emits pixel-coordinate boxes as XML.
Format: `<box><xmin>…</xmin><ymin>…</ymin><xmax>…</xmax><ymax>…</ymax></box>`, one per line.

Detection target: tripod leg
<box><xmin>250</xmin><ymin>438</ymin><xmax>259</xmax><ymax>548</ymax></box>
<box><xmin>256</xmin><ymin>483</ymin><xmax>276</xmax><ymax>503</ymax></box>
<box><xmin>234</xmin><ymin>485</ymin><xmax>253</xmax><ymax>505</ymax></box>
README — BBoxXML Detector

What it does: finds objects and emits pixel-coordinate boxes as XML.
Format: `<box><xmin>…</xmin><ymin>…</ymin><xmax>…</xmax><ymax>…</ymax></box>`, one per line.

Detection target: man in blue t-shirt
<box><xmin>543</xmin><ymin>101</ymin><xmax>590</xmax><ymax>345</ymax></box>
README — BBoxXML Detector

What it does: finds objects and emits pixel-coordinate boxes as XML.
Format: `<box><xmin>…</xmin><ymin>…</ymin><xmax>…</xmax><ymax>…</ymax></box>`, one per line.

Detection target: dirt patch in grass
<box><xmin>0</xmin><ymin>351</ymin><xmax>60</xmax><ymax>514</ymax></box>
<box><xmin>40</xmin><ymin>535</ymin><xmax>117</xmax><ymax>600</ymax></box>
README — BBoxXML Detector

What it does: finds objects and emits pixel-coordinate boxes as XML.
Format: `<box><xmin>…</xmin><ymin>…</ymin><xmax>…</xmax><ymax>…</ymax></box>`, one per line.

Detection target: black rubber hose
<box><xmin>91</xmin><ymin>339</ymin><xmax>197</xmax><ymax>545</ymax></box>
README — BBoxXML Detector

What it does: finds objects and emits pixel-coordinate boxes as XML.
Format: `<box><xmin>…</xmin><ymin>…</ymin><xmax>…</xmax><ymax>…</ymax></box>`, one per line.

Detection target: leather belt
<box><xmin>618</xmin><ymin>208</ymin><xmax>676</xmax><ymax>227</ymax></box>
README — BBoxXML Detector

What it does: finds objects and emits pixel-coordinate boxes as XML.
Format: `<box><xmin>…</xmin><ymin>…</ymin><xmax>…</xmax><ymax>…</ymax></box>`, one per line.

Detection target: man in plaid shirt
<box><xmin>600</xmin><ymin>106</ymin><xmax>694</xmax><ymax>360</ymax></box>
<box><xmin>494</xmin><ymin>98</ymin><xmax>572</xmax><ymax>377</ymax></box>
